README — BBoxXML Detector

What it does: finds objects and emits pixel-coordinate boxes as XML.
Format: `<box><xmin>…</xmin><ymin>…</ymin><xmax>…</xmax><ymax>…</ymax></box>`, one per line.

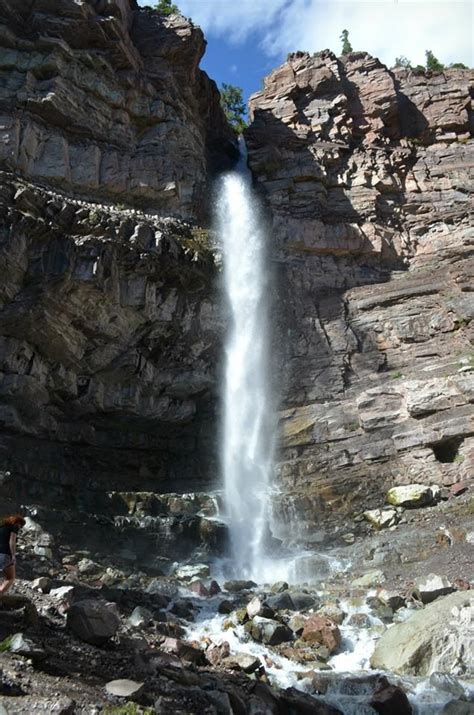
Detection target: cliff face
<box><xmin>0</xmin><ymin>0</ymin><xmax>233</xmax><ymax>557</ymax></box>
<box><xmin>245</xmin><ymin>51</ymin><xmax>473</xmax><ymax>539</ymax></box>
<box><xmin>0</xmin><ymin>0</ymin><xmax>234</xmax><ymax>220</ymax></box>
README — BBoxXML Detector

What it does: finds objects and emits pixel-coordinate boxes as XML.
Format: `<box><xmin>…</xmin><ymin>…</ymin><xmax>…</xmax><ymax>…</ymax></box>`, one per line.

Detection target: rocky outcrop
<box><xmin>245</xmin><ymin>51</ymin><xmax>473</xmax><ymax>538</ymax></box>
<box><xmin>0</xmin><ymin>0</ymin><xmax>235</xmax><ymax>220</ymax></box>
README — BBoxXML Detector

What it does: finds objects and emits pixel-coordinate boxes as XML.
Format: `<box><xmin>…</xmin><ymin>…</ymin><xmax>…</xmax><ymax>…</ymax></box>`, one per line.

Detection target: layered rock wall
<box><xmin>245</xmin><ymin>52</ymin><xmax>473</xmax><ymax>539</ymax></box>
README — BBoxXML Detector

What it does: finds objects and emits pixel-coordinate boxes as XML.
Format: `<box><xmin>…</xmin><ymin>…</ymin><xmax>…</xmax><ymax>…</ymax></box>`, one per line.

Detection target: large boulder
<box><xmin>386</xmin><ymin>484</ymin><xmax>440</xmax><ymax>508</ymax></box>
<box><xmin>66</xmin><ymin>599</ymin><xmax>121</xmax><ymax>645</ymax></box>
<box><xmin>371</xmin><ymin>591</ymin><xmax>473</xmax><ymax>676</ymax></box>
<box><xmin>301</xmin><ymin>614</ymin><xmax>341</xmax><ymax>653</ymax></box>
<box><xmin>245</xmin><ymin>616</ymin><xmax>293</xmax><ymax>646</ymax></box>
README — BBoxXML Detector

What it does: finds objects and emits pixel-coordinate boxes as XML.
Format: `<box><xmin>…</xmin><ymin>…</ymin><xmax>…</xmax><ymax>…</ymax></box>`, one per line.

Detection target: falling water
<box><xmin>218</xmin><ymin>139</ymin><xmax>276</xmax><ymax>580</ymax></box>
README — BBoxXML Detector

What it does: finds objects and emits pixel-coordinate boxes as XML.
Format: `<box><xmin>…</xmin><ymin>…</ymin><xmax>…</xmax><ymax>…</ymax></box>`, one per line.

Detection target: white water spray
<box><xmin>218</xmin><ymin>140</ymin><xmax>276</xmax><ymax>579</ymax></box>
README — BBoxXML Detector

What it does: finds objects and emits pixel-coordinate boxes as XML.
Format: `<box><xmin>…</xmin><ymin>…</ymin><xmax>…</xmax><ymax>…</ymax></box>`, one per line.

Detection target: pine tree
<box><xmin>340</xmin><ymin>29</ymin><xmax>353</xmax><ymax>54</ymax></box>
<box><xmin>425</xmin><ymin>50</ymin><xmax>444</xmax><ymax>72</ymax></box>
<box><xmin>220</xmin><ymin>84</ymin><xmax>247</xmax><ymax>134</ymax></box>
<box><xmin>154</xmin><ymin>0</ymin><xmax>179</xmax><ymax>15</ymax></box>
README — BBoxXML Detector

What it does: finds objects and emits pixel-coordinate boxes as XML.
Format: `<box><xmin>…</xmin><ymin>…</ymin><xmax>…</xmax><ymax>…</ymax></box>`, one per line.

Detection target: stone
<box><xmin>66</xmin><ymin>599</ymin><xmax>120</xmax><ymax>645</ymax></box>
<box><xmin>224</xmin><ymin>580</ymin><xmax>257</xmax><ymax>592</ymax></box>
<box><xmin>376</xmin><ymin>589</ymin><xmax>406</xmax><ymax>611</ymax></box>
<box><xmin>351</xmin><ymin>570</ymin><xmax>385</xmax><ymax>588</ymax></box>
<box><xmin>288</xmin><ymin>592</ymin><xmax>319</xmax><ymax>611</ymax></box>
<box><xmin>371</xmin><ymin>591</ymin><xmax>473</xmax><ymax>676</ymax></box>
<box><xmin>316</xmin><ymin>604</ymin><xmax>346</xmax><ymax>625</ymax></box>
<box><xmin>246</xmin><ymin>596</ymin><xmax>275</xmax><ymax>619</ymax></box>
<box><xmin>128</xmin><ymin>607</ymin><xmax>153</xmax><ymax>628</ymax></box>
<box><xmin>221</xmin><ymin>653</ymin><xmax>261</xmax><ymax>673</ymax></box>
<box><xmin>218</xmin><ymin>600</ymin><xmax>234</xmax><ymax>614</ymax></box>
<box><xmin>77</xmin><ymin>558</ymin><xmax>100</xmax><ymax>574</ymax></box>
<box><xmin>161</xmin><ymin>637</ymin><xmax>205</xmax><ymax>664</ymax></box>
<box><xmin>429</xmin><ymin>672</ymin><xmax>465</xmax><ymax>698</ymax></box>
<box><xmin>370</xmin><ymin>676</ymin><xmax>412</xmax><ymax>715</ymax></box>
<box><xmin>8</xmin><ymin>633</ymin><xmax>47</xmax><ymax>661</ymax></box>
<box><xmin>206</xmin><ymin>642</ymin><xmax>230</xmax><ymax>667</ymax></box>
<box><xmin>175</xmin><ymin>563</ymin><xmax>210</xmax><ymax>580</ymax></box>
<box><xmin>209</xmin><ymin>580</ymin><xmax>221</xmax><ymax>596</ymax></box>
<box><xmin>189</xmin><ymin>579</ymin><xmax>209</xmax><ymax>597</ymax></box>
<box><xmin>413</xmin><ymin>574</ymin><xmax>455</xmax><ymax>604</ymax></box>
<box><xmin>363</xmin><ymin>509</ymin><xmax>399</xmax><ymax>529</ymax></box>
<box><xmin>301</xmin><ymin>615</ymin><xmax>341</xmax><ymax>653</ymax></box>
<box><xmin>245</xmin><ymin>616</ymin><xmax>294</xmax><ymax>646</ymax></box>
<box><xmin>104</xmin><ymin>679</ymin><xmax>144</xmax><ymax>699</ymax></box>
<box><xmin>265</xmin><ymin>591</ymin><xmax>295</xmax><ymax>611</ymax></box>
<box><xmin>386</xmin><ymin>484</ymin><xmax>440</xmax><ymax>508</ymax></box>
<box><xmin>31</xmin><ymin>577</ymin><xmax>52</xmax><ymax>593</ymax></box>
<box><xmin>270</xmin><ymin>581</ymin><xmax>289</xmax><ymax>593</ymax></box>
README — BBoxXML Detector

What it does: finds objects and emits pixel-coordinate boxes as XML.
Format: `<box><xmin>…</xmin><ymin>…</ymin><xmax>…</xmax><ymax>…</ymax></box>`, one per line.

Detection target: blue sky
<box><xmin>139</xmin><ymin>1</ymin><xmax>473</xmax><ymax>103</ymax></box>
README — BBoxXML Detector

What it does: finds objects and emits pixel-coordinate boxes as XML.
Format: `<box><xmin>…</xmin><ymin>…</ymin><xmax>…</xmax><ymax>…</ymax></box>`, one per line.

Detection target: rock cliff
<box><xmin>245</xmin><ymin>51</ymin><xmax>473</xmax><ymax>541</ymax></box>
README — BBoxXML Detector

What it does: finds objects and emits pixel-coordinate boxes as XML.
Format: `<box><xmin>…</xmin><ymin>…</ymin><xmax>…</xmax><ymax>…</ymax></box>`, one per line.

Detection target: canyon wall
<box><xmin>245</xmin><ymin>51</ymin><xmax>473</xmax><ymax>541</ymax></box>
<box><xmin>0</xmin><ymin>0</ymin><xmax>472</xmax><ymax>558</ymax></box>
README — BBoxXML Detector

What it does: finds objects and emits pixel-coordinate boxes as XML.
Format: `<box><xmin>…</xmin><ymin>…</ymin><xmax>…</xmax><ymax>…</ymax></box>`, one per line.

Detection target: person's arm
<box><xmin>9</xmin><ymin>531</ymin><xmax>17</xmax><ymax>563</ymax></box>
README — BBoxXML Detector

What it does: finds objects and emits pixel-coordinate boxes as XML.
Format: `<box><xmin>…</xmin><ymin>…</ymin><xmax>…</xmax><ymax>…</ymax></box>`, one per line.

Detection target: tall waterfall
<box><xmin>218</xmin><ymin>140</ymin><xmax>276</xmax><ymax>580</ymax></box>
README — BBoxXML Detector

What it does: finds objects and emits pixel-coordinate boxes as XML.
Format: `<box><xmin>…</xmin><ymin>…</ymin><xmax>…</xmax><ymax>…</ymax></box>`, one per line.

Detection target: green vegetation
<box><xmin>154</xmin><ymin>0</ymin><xmax>179</xmax><ymax>15</ymax></box>
<box><xmin>220</xmin><ymin>83</ymin><xmax>247</xmax><ymax>134</ymax></box>
<box><xmin>0</xmin><ymin>636</ymin><xmax>13</xmax><ymax>652</ymax></box>
<box><xmin>449</xmin><ymin>62</ymin><xmax>468</xmax><ymax>69</ymax></box>
<box><xmin>340</xmin><ymin>29</ymin><xmax>353</xmax><ymax>54</ymax></box>
<box><xmin>453</xmin><ymin>454</ymin><xmax>465</xmax><ymax>463</ymax></box>
<box><xmin>425</xmin><ymin>50</ymin><xmax>444</xmax><ymax>72</ymax></box>
<box><xmin>390</xmin><ymin>370</ymin><xmax>404</xmax><ymax>379</ymax></box>
<box><xmin>394</xmin><ymin>56</ymin><xmax>411</xmax><ymax>69</ymax></box>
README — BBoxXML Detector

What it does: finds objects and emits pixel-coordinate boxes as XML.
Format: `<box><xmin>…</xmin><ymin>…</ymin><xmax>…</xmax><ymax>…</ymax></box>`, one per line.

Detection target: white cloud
<box><xmin>175</xmin><ymin>0</ymin><xmax>473</xmax><ymax>68</ymax></box>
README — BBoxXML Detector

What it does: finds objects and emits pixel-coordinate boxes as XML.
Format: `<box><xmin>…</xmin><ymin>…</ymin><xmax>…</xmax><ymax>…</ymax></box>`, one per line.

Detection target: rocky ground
<box><xmin>0</xmin><ymin>485</ymin><xmax>472</xmax><ymax>714</ymax></box>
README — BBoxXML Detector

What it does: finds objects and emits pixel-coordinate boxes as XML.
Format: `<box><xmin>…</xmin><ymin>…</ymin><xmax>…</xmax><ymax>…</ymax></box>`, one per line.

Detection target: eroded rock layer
<box><xmin>245</xmin><ymin>51</ymin><xmax>473</xmax><ymax>540</ymax></box>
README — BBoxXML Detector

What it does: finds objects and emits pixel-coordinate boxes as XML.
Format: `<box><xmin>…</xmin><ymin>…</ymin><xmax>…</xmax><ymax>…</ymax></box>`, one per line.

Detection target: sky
<box><xmin>140</xmin><ymin>0</ymin><xmax>473</xmax><ymax>102</ymax></box>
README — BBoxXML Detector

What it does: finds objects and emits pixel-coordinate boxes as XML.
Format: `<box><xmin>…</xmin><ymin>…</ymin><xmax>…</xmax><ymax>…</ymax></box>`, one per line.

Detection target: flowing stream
<box><xmin>218</xmin><ymin>139</ymin><xmax>276</xmax><ymax>580</ymax></box>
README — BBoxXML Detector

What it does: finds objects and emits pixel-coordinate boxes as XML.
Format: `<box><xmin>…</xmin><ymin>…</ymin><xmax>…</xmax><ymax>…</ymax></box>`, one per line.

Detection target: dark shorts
<box><xmin>0</xmin><ymin>554</ymin><xmax>13</xmax><ymax>572</ymax></box>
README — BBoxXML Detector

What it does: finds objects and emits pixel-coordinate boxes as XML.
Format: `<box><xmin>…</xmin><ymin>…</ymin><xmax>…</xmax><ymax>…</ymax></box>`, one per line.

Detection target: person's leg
<box><xmin>0</xmin><ymin>562</ymin><xmax>15</xmax><ymax>595</ymax></box>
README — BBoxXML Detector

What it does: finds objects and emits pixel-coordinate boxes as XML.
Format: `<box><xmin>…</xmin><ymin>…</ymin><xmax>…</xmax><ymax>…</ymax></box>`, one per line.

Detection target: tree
<box><xmin>220</xmin><ymin>83</ymin><xmax>247</xmax><ymax>134</ymax></box>
<box><xmin>425</xmin><ymin>50</ymin><xmax>444</xmax><ymax>72</ymax></box>
<box><xmin>449</xmin><ymin>62</ymin><xmax>468</xmax><ymax>69</ymax></box>
<box><xmin>394</xmin><ymin>56</ymin><xmax>412</xmax><ymax>69</ymax></box>
<box><xmin>340</xmin><ymin>29</ymin><xmax>353</xmax><ymax>54</ymax></box>
<box><xmin>154</xmin><ymin>0</ymin><xmax>179</xmax><ymax>15</ymax></box>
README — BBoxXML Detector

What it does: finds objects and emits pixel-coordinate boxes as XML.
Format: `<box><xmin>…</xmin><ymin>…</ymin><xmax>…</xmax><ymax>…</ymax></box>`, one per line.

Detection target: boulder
<box><xmin>246</xmin><ymin>596</ymin><xmax>275</xmax><ymax>619</ymax></box>
<box><xmin>245</xmin><ymin>616</ymin><xmax>293</xmax><ymax>646</ymax></box>
<box><xmin>386</xmin><ymin>484</ymin><xmax>440</xmax><ymax>508</ymax></box>
<box><xmin>8</xmin><ymin>633</ymin><xmax>47</xmax><ymax>661</ymax></box>
<box><xmin>370</xmin><ymin>676</ymin><xmax>412</xmax><ymax>715</ymax></box>
<box><xmin>351</xmin><ymin>570</ymin><xmax>385</xmax><ymax>588</ymax></box>
<box><xmin>189</xmin><ymin>579</ymin><xmax>209</xmax><ymax>597</ymax></box>
<box><xmin>66</xmin><ymin>599</ymin><xmax>120</xmax><ymax>645</ymax></box>
<box><xmin>161</xmin><ymin>637</ymin><xmax>205</xmax><ymax>664</ymax></box>
<box><xmin>363</xmin><ymin>509</ymin><xmax>399</xmax><ymax>529</ymax></box>
<box><xmin>105</xmin><ymin>679</ymin><xmax>144</xmax><ymax>699</ymax></box>
<box><xmin>128</xmin><ymin>607</ymin><xmax>153</xmax><ymax>628</ymax></box>
<box><xmin>224</xmin><ymin>580</ymin><xmax>257</xmax><ymax>592</ymax></box>
<box><xmin>371</xmin><ymin>591</ymin><xmax>473</xmax><ymax>676</ymax></box>
<box><xmin>266</xmin><ymin>591</ymin><xmax>295</xmax><ymax>611</ymax></box>
<box><xmin>301</xmin><ymin>615</ymin><xmax>341</xmax><ymax>653</ymax></box>
<box><xmin>206</xmin><ymin>642</ymin><xmax>230</xmax><ymax>667</ymax></box>
<box><xmin>221</xmin><ymin>652</ymin><xmax>261</xmax><ymax>673</ymax></box>
<box><xmin>413</xmin><ymin>574</ymin><xmax>455</xmax><ymax>604</ymax></box>
<box><xmin>175</xmin><ymin>563</ymin><xmax>210</xmax><ymax>581</ymax></box>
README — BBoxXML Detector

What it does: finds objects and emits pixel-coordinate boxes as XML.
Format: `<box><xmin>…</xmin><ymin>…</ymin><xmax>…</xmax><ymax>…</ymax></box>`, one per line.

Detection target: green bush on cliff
<box><xmin>154</xmin><ymin>0</ymin><xmax>179</xmax><ymax>15</ymax></box>
<box><xmin>425</xmin><ymin>50</ymin><xmax>444</xmax><ymax>72</ymax></box>
<box><xmin>220</xmin><ymin>83</ymin><xmax>247</xmax><ymax>134</ymax></box>
<box><xmin>340</xmin><ymin>29</ymin><xmax>353</xmax><ymax>54</ymax></box>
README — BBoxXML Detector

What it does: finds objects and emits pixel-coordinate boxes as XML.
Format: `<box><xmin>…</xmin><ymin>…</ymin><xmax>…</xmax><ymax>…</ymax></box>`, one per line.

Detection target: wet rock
<box><xmin>316</xmin><ymin>604</ymin><xmax>346</xmax><ymax>625</ymax></box>
<box><xmin>441</xmin><ymin>701</ymin><xmax>474</xmax><ymax>714</ymax></box>
<box><xmin>347</xmin><ymin>612</ymin><xmax>370</xmax><ymax>627</ymax></box>
<box><xmin>161</xmin><ymin>637</ymin><xmax>205</xmax><ymax>664</ymax></box>
<box><xmin>288</xmin><ymin>592</ymin><xmax>319</xmax><ymax>610</ymax></box>
<box><xmin>175</xmin><ymin>563</ymin><xmax>210</xmax><ymax>581</ymax></box>
<box><xmin>189</xmin><ymin>579</ymin><xmax>209</xmax><ymax>597</ymax></box>
<box><xmin>245</xmin><ymin>616</ymin><xmax>293</xmax><ymax>646</ymax></box>
<box><xmin>280</xmin><ymin>687</ymin><xmax>343</xmax><ymax>714</ymax></box>
<box><xmin>377</xmin><ymin>588</ymin><xmax>406</xmax><ymax>611</ymax></box>
<box><xmin>351</xmin><ymin>570</ymin><xmax>385</xmax><ymax>588</ymax></box>
<box><xmin>367</xmin><ymin>597</ymin><xmax>394</xmax><ymax>622</ymax></box>
<box><xmin>77</xmin><ymin>558</ymin><xmax>101</xmax><ymax>575</ymax></box>
<box><xmin>413</xmin><ymin>573</ymin><xmax>455</xmax><ymax>604</ymax></box>
<box><xmin>105</xmin><ymin>679</ymin><xmax>144</xmax><ymax>699</ymax></box>
<box><xmin>128</xmin><ymin>606</ymin><xmax>153</xmax><ymax>628</ymax></box>
<box><xmin>209</xmin><ymin>580</ymin><xmax>221</xmax><ymax>596</ymax></box>
<box><xmin>146</xmin><ymin>579</ymin><xmax>178</xmax><ymax>600</ymax></box>
<box><xmin>429</xmin><ymin>672</ymin><xmax>466</xmax><ymax>698</ymax></box>
<box><xmin>222</xmin><ymin>653</ymin><xmax>261</xmax><ymax>673</ymax></box>
<box><xmin>270</xmin><ymin>581</ymin><xmax>289</xmax><ymax>593</ymax></box>
<box><xmin>301</xmin><ymin>615</ymin><xmax>341</xmax><ymax>653</ymax></box>
<box><xmin>206</xmin><ymin>642</ymin><xmax>230</xmax><ymax>667</ymax></box>
<box><xmin>386</xmin><ymin>484</ymin><xmax>441</xmax><ymax>508</ymax></box>
<box><xmin>266</xmin><ymin>591</ymin><xmax>295</xmax><ymax>611</ymax></box>
<box><xmin>224</xmin><ymin>580</ymin><xmax>257</xmax><ymax>592</ymax></box>
<box><xmin>66</xmin><ymin>599</ymin><xmax>120</xmax><ymax>645</ymax></box>
<box><xmin>370</xmin><ymin>676</ymin><xmax>412</xmax><ymax>714</ymax></box>
<box><xmin>218</xmin><ymin>600</ymin><xmax>234</xmax><ymax>614</ymax></box>
<box><xmin>246</xmin><ymin>596</ymin><xmax>275</xmax><ymax>619</ymax></box>
<box><xmin>371</xmin><ymin>591</ymin><xmax>473</xmax><ymax>676</ymax></box>
<box><xmin>363</xmin><ymin>509</ymin><xmax>399</xmax><ymax>529</ymax></box>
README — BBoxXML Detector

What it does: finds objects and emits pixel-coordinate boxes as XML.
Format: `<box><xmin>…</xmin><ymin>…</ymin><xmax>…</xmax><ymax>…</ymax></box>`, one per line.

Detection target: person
<box><xmin>0</xmin><ymin>514</ymin><xmax>26</xmax><ymax>596</ymax></box>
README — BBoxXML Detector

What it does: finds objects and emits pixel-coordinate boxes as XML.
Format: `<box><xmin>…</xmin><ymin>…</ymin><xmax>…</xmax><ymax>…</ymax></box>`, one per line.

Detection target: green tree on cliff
<box><xmin>425</xmin><ymin>50</ymin><xmax>444</xmax><ymax>72</ymax></box>
<box><xmin>220</xmin><ymin>83</ymin><xmax>247</xmax><ymax>134</ymax></box>
<box><xmin>154</xmin><ymin>0</ymin><xmax>179</xmax><ymax>15</ymax></box>
<box><xmin>394</xmin><ymin>55</ymin><xmax>412</xmax><ymax>69</ymax></box>
<box><xmin>340</xmin><ymin>29</ymin><xmax>353</xmax><ymax>54</ymax></box>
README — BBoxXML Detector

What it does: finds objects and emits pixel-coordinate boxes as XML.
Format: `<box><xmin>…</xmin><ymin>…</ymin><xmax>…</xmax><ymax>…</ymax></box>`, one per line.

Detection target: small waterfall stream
<box><xmin>218</xmin><ymin>139</ymin><xmax>276</xmax><ymax>580</ymax></box>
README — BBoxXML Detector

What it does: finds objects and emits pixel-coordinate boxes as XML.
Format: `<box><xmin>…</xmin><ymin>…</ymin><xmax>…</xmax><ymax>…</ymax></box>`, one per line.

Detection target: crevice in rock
<box><xmin>431</xmin><ymin>437</ymin><xmax>464</xmax><ymax>463</ymax></box>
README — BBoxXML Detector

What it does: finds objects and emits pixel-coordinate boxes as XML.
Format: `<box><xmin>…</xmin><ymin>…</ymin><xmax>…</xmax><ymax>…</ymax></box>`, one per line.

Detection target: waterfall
<box><xmin>218</xmin><ymin>139</ymin><xmax>276</xmax><ymax>580</ymax></box>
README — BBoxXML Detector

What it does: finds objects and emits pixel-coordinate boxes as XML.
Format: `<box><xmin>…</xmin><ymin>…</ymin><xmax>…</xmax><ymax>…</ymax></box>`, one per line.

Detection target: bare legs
<box><xmin>0</xmin><ymin>563</ymin><xmax>15</xmax><ymax>596</ymax></box>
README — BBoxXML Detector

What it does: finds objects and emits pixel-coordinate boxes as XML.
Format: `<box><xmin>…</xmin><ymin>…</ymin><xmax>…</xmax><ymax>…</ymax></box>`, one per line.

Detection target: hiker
<box><xmin>0</xmin><ymin>514</ymin><xmax>26</xmax><ymax>596</ymax></box>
